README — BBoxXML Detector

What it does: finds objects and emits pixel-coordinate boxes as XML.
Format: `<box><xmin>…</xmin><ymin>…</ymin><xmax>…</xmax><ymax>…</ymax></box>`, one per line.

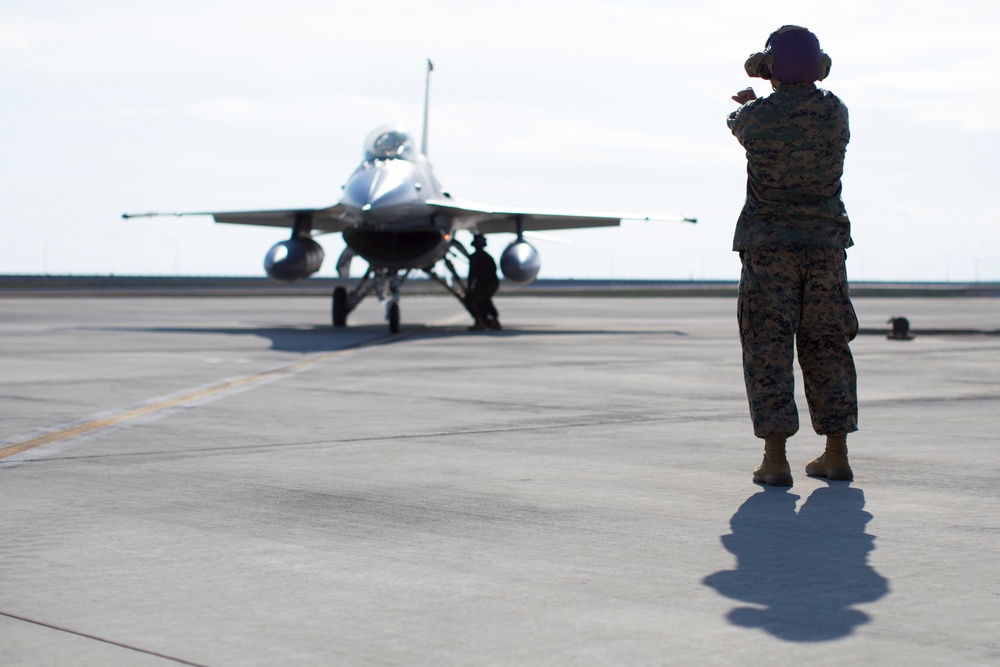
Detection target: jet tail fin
<box><xmin>421</xmin><ymin>58</ymin><xmax>433</xmax><ymax>158</ymax></box>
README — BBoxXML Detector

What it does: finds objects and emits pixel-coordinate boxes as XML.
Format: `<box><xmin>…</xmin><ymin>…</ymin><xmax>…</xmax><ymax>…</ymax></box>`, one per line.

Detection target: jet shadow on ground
<box><xmin>702</xmin><ymin>484</ymin><xmax>889</xmax><ymax>642</ymax></box>
<box><xmin>79</xmin><ymin>324</ymin><xmax>688</xmax><ymax>354</ymax></box>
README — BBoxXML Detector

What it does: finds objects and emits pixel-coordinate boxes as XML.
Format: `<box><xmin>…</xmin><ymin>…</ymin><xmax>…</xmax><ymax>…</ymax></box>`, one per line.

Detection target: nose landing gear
<box><xmin>387</xmin><ymin>301</ymin><xmax>401</xmax><ymax>334</ymax></box>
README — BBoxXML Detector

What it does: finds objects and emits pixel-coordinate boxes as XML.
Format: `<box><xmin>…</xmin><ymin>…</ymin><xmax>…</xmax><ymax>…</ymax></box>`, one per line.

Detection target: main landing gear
<box><xmin>331</xmin><ymin>240</ymin><xmax>489</xmax><ymax>334</ymax></box>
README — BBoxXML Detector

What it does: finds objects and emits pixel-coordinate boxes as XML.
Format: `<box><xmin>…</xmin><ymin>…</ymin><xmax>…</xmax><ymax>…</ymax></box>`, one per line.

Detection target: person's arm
<box><xmin>727</xmin><ymin>88</ymin><xmax>758</xmax><ymax>136</ymax></box>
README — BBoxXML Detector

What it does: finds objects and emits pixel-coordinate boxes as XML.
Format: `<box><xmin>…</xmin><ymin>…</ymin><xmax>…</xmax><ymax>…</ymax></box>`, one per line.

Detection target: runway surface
<box><xmin>2</xmin><ymin>295</ymin><xmax>998</xmax><ymax>666</ymax></box>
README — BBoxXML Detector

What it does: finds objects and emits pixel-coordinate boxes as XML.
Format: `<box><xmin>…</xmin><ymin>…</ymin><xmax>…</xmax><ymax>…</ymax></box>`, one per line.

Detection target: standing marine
<box><xmin>728</xmin><ymin>25</ymin><xmax>859</xmax><ymax>486</ymax></box>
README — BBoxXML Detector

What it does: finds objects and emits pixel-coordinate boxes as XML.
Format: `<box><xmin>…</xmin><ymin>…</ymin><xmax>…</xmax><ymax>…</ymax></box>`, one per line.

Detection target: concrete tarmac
<box><xmin>1</xmin><ymin>295</ymin><xmax>998</xmax><ymax>666</ymax></box>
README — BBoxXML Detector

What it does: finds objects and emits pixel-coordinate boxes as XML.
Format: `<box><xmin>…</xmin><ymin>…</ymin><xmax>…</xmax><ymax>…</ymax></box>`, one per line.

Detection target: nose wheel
<box><xmin>388</xmin><ymin>302</ymin><xmax>400</xmax><ymax>333</ymax></box>
<box><xmin>377</xmin><ymin>269</ymin><xmax>406</xmax><ymax>334</ymax></box>
<box><xmin>332</xmin><ymin>287</ymin><xmax>348</xmax><ymax>327</ymax></box>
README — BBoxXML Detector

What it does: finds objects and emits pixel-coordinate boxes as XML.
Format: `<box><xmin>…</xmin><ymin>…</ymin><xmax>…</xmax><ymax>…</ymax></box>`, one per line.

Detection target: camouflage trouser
<box><xmin>738</xmin><ymin>244</ymin><xmax>859</xmax><ymax>438</ymax></box>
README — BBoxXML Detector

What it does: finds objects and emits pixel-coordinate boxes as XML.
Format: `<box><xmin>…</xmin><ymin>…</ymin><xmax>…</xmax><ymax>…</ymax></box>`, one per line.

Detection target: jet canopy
<box><xmin>363</xmin><ymin>125</ymin><xmax>417</xmax><ymax>162</ymax></box>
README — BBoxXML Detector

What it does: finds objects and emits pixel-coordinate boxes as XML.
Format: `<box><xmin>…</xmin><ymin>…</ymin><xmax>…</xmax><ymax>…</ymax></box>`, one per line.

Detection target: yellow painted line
<box><xmin>0</xmin><ymin>344</ymin><xmax>375</xmax><ymax>461</ymax></box>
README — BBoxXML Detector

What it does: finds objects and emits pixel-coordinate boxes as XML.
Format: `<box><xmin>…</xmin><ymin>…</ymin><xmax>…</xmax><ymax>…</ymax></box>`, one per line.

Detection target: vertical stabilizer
<box><xmin>421</xmin><ymin>59</ymin><xmax>433</xmax><ymax>158</ymax></box>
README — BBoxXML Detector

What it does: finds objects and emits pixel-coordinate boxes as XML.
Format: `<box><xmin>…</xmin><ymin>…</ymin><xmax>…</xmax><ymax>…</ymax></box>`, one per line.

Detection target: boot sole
<box><xmin>753</xmin><ymin>472</ymin><xmax>793</xmax><ymax>487</ymax></box>
<box><xmin>805</xmin><ymin>468</ymin><xmax>853</xmax><ymax>481</ymax></box>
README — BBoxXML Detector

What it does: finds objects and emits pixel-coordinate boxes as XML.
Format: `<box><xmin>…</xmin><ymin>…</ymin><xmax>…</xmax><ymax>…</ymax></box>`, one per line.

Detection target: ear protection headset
<box><xmin>744</xmin><ymin>25</ymin><xmax>832</xmax><ymax>82</ymax></box>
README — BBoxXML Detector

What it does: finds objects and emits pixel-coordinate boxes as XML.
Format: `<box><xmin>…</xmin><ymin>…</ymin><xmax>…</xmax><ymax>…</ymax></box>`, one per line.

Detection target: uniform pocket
<box><xmin>738</xmin><ymin>252</ymin><xmax>767</xmax><ymax>345</ymax></box>
<box><xmin>840</xmin><ymin>280</ymin><xmax>859</xmax><ymax>342</ymax></box>
<box><xmin>801</xmin><ymin>248</ymin><xmax>858</xmax><ymax>340</ymax></box>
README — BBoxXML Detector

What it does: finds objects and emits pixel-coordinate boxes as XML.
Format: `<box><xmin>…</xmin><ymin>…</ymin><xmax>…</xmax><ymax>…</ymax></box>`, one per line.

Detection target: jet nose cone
<box><xmin>368</xmin><ymin>171</ymin><xmax>409</xmax><ymax>207</ymax></box>
<box><xmin>343</xmin><ymin>161</ymin><xmax>419</xmax><ymax>216</ymax></box>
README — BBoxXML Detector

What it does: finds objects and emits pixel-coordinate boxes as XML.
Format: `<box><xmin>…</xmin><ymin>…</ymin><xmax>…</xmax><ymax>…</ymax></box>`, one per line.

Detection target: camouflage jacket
<box><xmin>728</xmin><ymin>82</ymin><xmax>853</xmax><ymax>251</ymax></box>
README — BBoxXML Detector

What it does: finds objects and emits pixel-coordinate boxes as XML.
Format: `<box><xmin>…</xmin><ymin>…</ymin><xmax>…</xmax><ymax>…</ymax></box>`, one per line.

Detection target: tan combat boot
<box><xmin>805</xmin><ymin>434</ymin><xmax>854</xmax><ymax>481</ymax></box>
<box><xmin>753</xmin><ymin>435</ymin><xmax>793</xmax><ymax>486</ymax></box>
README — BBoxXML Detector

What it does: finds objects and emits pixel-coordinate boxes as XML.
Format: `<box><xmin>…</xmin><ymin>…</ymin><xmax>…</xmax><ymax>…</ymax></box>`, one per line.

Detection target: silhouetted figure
<box><xmin>465</xmin><ymin>235</ymin><xmax>501</xmax><ymax>330</ymax></box>
<box><xmin>703</xmin><ymin>485</ymin><xmax>889</xmax><ymax>642</ymax></box>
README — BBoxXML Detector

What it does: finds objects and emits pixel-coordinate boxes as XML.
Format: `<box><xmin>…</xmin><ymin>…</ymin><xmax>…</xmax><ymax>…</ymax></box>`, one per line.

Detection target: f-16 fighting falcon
<box><xmin>124</xmin><ymin>61</ymin><xmax>696</xmax><ymax>333</ymax></box>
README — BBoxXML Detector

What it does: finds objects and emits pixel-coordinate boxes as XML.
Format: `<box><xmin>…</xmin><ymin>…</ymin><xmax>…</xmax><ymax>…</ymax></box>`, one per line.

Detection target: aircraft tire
<box><xmin>332</xmin><ymin>287</ymin><xmax>348</xmax><ymax>327</ymax></box>
<box><xmin>388</xmin><ymin>302</ymin><xmax>400</xmax><ymax>334</ymax></box>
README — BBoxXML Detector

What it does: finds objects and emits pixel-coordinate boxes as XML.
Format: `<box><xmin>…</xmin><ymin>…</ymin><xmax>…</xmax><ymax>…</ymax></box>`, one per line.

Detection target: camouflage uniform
<box><xmin>729</xmin><ymin>82</ymin><xmax>858</xmax><ymax>437</ymax></box>
<box><xmin>466</xmin><ymin>247</ymin><xmax>501</xmax><ymax>329</ymax></box>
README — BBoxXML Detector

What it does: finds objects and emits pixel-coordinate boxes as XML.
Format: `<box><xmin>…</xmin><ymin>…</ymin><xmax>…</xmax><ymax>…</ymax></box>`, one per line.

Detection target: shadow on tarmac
<box><xmin>703</xmin><ymin>484</ymin><xmax>889</xmax><ymax>642</ymax></box>
<box><xmin>76</xmin><ymin>325</ymin><xmax>688</xmax><ymax>353</ymax></box>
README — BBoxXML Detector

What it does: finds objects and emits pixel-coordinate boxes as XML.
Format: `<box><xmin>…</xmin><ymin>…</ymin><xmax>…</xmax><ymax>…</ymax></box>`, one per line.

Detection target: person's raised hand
<box><xmin>732</xmin><ymin>87</ymin><xmax>757</xmax><ymax>104</ymax></box>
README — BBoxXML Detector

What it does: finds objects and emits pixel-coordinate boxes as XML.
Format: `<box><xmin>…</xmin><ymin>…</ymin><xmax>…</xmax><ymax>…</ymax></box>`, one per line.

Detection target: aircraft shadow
<box><xmin>702</xmin><ymin>484</ymin><xmax>889</xmax><ymax>642</ymax></box>
<box><xmin>80</xmin><ymin>324</ymin><xmax>688</xmax><ymax>354</ymax></box>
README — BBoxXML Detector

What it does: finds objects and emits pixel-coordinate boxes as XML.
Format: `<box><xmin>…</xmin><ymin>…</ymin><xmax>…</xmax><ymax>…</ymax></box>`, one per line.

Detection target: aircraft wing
<box><xmin>123</xmin><ymin>204</ymin><xmax>354</xmax><ymax>233</ymax></box>
<box><xmin>426</xmin><ymin>199</ymin><xmax>696</xmax><ymax>234</ymax></box>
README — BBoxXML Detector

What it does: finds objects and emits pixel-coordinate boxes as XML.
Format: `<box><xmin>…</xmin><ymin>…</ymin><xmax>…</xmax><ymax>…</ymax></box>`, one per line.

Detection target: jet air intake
<box><xmin>264</xmin><ymin>237</ymin><xmax>325</xmax><ymax>283</ymax></box>
<box><xmin>500</xmin><ymin>240</ymin><xmax>540</xmax><ymax>285</ymax></box>
<box><xmin>343</xmin><ymin>227</ymin><xmax>446</xmax><ymax>270</ymax></box>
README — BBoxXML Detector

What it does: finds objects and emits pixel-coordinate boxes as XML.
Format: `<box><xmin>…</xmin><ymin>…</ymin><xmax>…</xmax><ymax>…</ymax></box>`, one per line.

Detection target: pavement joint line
<box><xmin>0</xmin><ymin>332</ymin><xmax>401</xmax><ymax>461</ymax></box>
<box><xmin>3</xmin><ymin>413</ymin><xmax>731</xmax><ymax>464</ymax></box>
<box><xmin>0</xmin><ymin>610</ymin><xmax>212</xmax><ymax>667</ymax></box>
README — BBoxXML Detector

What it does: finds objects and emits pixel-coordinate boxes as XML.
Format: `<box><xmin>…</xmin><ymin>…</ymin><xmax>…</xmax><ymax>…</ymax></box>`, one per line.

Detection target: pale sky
<box><xmin>2</xmin><ymin>1</ymin><xmax>998</xmax><ymax>281</ymax></box>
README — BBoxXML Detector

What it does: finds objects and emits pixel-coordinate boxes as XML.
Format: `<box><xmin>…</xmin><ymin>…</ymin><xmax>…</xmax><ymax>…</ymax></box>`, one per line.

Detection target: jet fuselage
<box><xmin>337</xmin><ymin>127</ymin><xmax>452</xmax><ymax>270</ymax></box>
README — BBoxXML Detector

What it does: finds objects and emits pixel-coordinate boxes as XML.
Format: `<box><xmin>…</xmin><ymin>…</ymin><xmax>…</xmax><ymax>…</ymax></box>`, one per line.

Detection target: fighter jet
<box><xmin>124</xmin><ymin>61</ymin><xmax>696</xmax><ymax>333</ymax></box>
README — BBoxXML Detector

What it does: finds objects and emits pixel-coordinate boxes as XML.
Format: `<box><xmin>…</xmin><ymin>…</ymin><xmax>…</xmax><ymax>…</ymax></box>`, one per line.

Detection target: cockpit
<box><xmin>363</xmin><ymin>125</ymin><xmax>416</xmax><ymax>162</ymax></box>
